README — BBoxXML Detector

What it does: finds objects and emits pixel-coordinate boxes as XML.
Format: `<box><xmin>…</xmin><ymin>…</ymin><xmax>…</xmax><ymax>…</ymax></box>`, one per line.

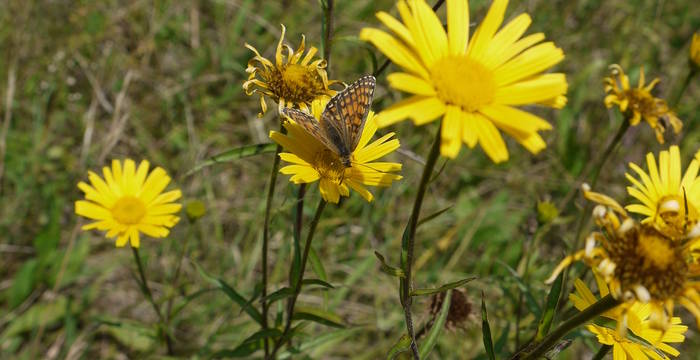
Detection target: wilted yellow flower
<box><xmin>75</xmin><ymin>159</ymin><xmax>182</xmax><ymax>248</ymax></box>
<box><xmin>690</xmin><ymin>33</ymin><xmax>700</xmax><ymax>68</ymax></box>
<box><xmin>243</xmin><ymin>25</ymin><xmax>338</xmax><ymax>117</ymax></box>
<box><xmin>604</xmin><ymin>64</ymin><xmax>681</xmax><ymax>143</ymax></box>
<box><xmin>547</xmin><ymin>185</ymin><xmax>700</xmax><ymax>332</ymax></box>
<box><xmin>270</xmin><ymin>98</ymin><xmax>402</xmax><ymax>203</ymax></box>
<box><xmin>571</xmin><ymin>278</ymin><xmax>687</xmax><ymax>359</ymax></box>
<box><xmin>360</xmin><ymin>0</ymin><xmax>567</xmax><ymax>162</ymax></box>
<box><xmin>625</xmin><ymin>146</ymin><xmax>700</xmax><ymax>239</ymax></box>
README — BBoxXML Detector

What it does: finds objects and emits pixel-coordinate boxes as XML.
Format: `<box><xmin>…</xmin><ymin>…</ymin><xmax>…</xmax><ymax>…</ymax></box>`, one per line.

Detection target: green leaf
<box><xmin>302</xmin><ymin>279</ymin><xmax>334</xmax><ymax>289</ymax></box>
<box><xmin>481</xmin><ymin>292</ymin><xmax>495</xmax><ymax>360</ymax></box>
<box><xmin>186</xmin><ymin>143</ymin><xmax>277</xmax><ymax>176</ymax></box>
<box><xmin>1</xmin><ymin>295</ymin><xmax>73</xmax><ymax>338</ymax></box>
<box><xmin>497</xmin><ymin>260</ymin><xmax>541</xmax><ymax>316</ymax></box>
<box><xmin>419</xmin><ymin>290</ymin><xmax>452</xmax><ymax>358</ymax></box>
<box><xmin>212</xmin><ymin>328</ymin><xmax>282</xmax><ymax>358</ymax></box>
<box><xmin>308</xmin><ymin>246</ymin><xmax>328</xmax><ymax>281</ymax></box>
<box><xmin>373</xmin><ymin>251</ymin><xmax>405</xmax><ymax>278</ymax></box>
<box><xmin>411</xmin><ymin>277</ymin><xmax>476</xmax><ymax>296</ymax></box>
<box><xmin>277</xmin><ymin>328</ymin><xmax>359</xmax><ymax>359</ymax></box>
<box><xmin>418</xmin><ymin>205</ymin><xmax>453</xmax><ymax>227</ymax></box>
<box><xmin>263</xmin><ymin>287</ymin><xmax>295</xmax><ymax>303</ymax></box>
<box><xmin>8</xmin><ymin>259</ymin><xmax>38</xmax><ymax>309</ymax></box>
<box><xmin>292</xmin><ymin>307</ymin><xmax>345</xmax><ymax>328</ymax></box>
<box><xmin>193</xmin><ymin>261</ymin><xmax>263</xmax><ymax>325</ymax></box>
<box><xmin>386</xmin><ymin>334</ymin><xmax>412</xmax><ymax>360</ymax></box>
<box><xmin>97</xmin><ymin>318</ymin><xmax>157</xmax><ymax>352</ymax></box>
<box><xmin>535</xmin><ymin>272</ymin><xmax>564</xmax><ymax>341</ymax></box>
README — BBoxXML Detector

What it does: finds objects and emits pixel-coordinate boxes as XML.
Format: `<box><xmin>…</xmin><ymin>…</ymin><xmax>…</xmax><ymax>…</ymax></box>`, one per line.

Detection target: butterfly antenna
<box><xmin>350</xmin><ymin>161</ymin><xmax>394</xmax><ymax>175</ymax></box>
<box><xmin>683</xmin><ymin>187</ymin><xmax>689</xmax><ymax>233</ymax></box>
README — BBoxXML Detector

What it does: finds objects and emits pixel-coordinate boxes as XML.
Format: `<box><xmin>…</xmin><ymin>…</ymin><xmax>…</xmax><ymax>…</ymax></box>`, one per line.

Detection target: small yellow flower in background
<box><xmin>625</xmin><ymin>145</ymin><xmax>700</xmax><ymax>239</ymax></box>
<box><xmin>690</xmin><ymin>33</ymin><xmax>700</xmax><ymax>68</ymax></box>
<box><xmin>243</xmin><ymin>25</ymin><xmax>338</xmax><ymax>117</ymax></box>
<box><xmin>75</xmin><ymin>159</ymin><xmax>182</xmax><ymax>248</ymax></box>
<box><xmin>604</xmin><ymin>64</ymin><xmax>681</xmax><ymax>143</ymax></box>
<box><xmin>571</xmin><ymin>278</ymin><xmax>687</xmax><ymax>359</ymax></box>
<box><xmin>270</xmin><ymin>98</ymin><xmax>402</xmax><ymax>204</ymax></box>
<box><xmin>546</xmin><ymin>184</ymin><xmax>700</xmax><ymax>332</ymax></box>
<box><xmin>360</xmin><ymin>0</ymin><xmax>567</xmax><ymax>163</ymax></box>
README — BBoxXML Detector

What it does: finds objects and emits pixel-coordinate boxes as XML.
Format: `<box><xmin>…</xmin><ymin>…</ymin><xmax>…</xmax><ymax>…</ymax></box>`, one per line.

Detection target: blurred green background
<box><xmin>0</xmin><ymin>0</ymin><xmax>698</xmax><ymax>358</ymax></box>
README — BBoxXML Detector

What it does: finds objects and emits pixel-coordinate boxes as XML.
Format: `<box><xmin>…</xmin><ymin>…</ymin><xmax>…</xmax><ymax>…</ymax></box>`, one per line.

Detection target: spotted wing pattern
<box><xmin>321</xmin><ymin>75</ymin><xmax>376</xmax><ymax>154</ymax></box>
<box><xmin>281</xmin><ymin>107</ymin><xmax>341</xmax><ymax>155</ymax></box>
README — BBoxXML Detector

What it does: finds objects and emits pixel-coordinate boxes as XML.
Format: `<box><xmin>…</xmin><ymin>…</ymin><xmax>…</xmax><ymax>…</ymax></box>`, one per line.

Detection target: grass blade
<box><xmin>193</xmin><ymin>261</ymin><xmax>263</xmax><ymax>325</ymax></box>
<box><xmin>373</xmin><ymin>251</ymin><xmax>405</xmax><ymax>278</ymax></box>
<box><xmin>419</xmin><ymin>289</ymin><xmax>452</xmax><ymax>358</ymax></box>
<box><xmin>481</xmin><ymin>292</ymin><xmax>495</xmax><ymax>360</ymax></box>
<box><xmin>411</xmin><ymin>277</ymin><xmax>476</xmax><ymax>296</ymax></box>
<box><xmin>535</xmin><ymin>272</ymin><xmax>564</xmax><ymax>341</ymax></box>
<box><xmin>186</xmin><ymin>143</ymin><xmax>277</xmax><ymax>176</ymax></box>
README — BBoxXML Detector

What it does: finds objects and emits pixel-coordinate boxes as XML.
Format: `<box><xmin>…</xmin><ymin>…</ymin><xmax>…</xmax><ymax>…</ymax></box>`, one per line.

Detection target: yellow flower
<box><xmin>690</xmin><ymin>33</ymin><xmax>700</xmax><ymax>68</ymax></box>
<box><xmin>625</xmin><ymin>146</ymin><xmax>700</xmax><ymax>239</ymax></box>
<box><xmin>270</xmin><ymin>98</ymin><xmax>402</xmax><ymax>204</ymax></box>
<box><xmin>243</xmin><ymin>25</ymin><xmax>338</xmax><ymax>117</ymax></box>
<box><xmin>547</xmin><ymin>185</ymin><xmax>700</xmax><ymax>332</ymax></box>
<box><xmin>604</xmin><ymin>64</ymin><xmax>681</xmax><ymax>143</ymax></box>
<box><xmin>75</xmin><ymin>159</ymin><xmax>182</xmax><ymax>248</ymax></box>
<box><xmin>571</xmin><ymin>278</ymin><xmax>687</xmax><ymax>359</ymax></box>
<box><xmin>360</xmin><ymin>0</ymin><xmax>567</xmax><ymax>162</ymax></box>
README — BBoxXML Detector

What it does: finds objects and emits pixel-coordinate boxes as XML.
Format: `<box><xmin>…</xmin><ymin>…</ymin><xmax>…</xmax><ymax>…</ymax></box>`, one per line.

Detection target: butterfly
<box><xmin>281</xmin><ymin>75</ymin><xmax>376</xmax><ymax>168</ymax></box>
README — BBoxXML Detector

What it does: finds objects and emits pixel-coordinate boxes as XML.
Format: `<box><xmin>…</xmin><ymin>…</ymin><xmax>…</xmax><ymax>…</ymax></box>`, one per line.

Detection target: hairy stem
<box><xmin>402</xmin><ymin>124</ymin><xmax>442</xmax><ymax>359</ymax></box>
<box><xmin>261</xmin><ymin>123</ymin><xmax>285</xmax><ymax>358</ymax></box>
<box><xmin>131</xmin><ymin>247</ymin><xmax>174</xmax><ymax>354</ymax></box>
<box><xmin>271</xmin><ymin>198</ymin><xmax>326</xmax><ymax>358</ymax></box>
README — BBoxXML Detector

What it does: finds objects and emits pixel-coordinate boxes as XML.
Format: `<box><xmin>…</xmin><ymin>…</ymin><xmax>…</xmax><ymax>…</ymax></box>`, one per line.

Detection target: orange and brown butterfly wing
<box><xmin>321</xmin><ymin>75</ymin><xmax>376</xmax><ymax>155</ymax></box>
<box><xmin>281</xmin><ymin>107</ymin><xmax>341</xmax><ymax>154</ymax></box>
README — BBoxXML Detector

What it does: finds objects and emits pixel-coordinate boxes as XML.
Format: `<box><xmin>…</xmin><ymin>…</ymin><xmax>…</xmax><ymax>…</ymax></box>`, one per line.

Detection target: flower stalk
<box><xmin>261</xmin><ymin>122</ymin><xmax>285</xmax><ymax>358</ymax></box>
<box><xmin>271</xmin><ymin>197</ymin><xmax>327</xmax><ymax>358</ymax></box>
<box><xmin>401</xmin><ymin>124</ymin><xmax>442</xmax><ymax>359</ymax></box>
<box><xmin>131</xmin><ymin>247</ymin><xmax>174</xmax><ymax>354</ymax></box>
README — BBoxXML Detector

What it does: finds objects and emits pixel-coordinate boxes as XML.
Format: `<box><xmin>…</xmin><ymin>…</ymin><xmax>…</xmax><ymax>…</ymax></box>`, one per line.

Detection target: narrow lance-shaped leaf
<box><xmin>419</xmin><ymin>290</ymin><xmax>452</xmax><ymax>358</ymax></box>
<box><xmin>412</xmin><ymin>277</ymin><xmax>476</xmax><ymax>296</ymax></box>
<box><xmin>386</xmin><ymin>334</ymin><xmax>412</xmax><ymax>360</ymax></box>
<box><xmin>212</xmin><ymin>329</ymin><xmax>283</xmax><ymax>358</ymax></box>
<box><xmin>187</xmin><ymin>143</ymin><xmax>277</xmax><ymax>176</ymax></box>
<box><xmin>193</xmin><ymin>261</ymin><xmax>263</xmax><ymax>325</ymax></box>
<box><xmin>374</xmin><ymin>251</ymin><xmax>405</xmax><ymax>278</ymax></box>
<box><xmin>292</xmin><ymin>306</ymin><xmax>345</xmax><ymax>328</ymax></box>
<box><xmin>482</xmin><ymin>292</ymin><xmax>496</xmax><ymax>360</ymax></box>
<box><xmin>535</xmin><ymin>272</ymin><xmax>564</xmax><ymax>341</ymax></box>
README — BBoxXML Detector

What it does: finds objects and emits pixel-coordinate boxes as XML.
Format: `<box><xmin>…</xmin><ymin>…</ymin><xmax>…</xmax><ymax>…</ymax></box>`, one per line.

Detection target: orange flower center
<box><xmin>313</xmin><ymin>149</ymin><xmax>346</xmax><ymax>184</ymax></box>
<box><xmin>269</xmin><ymin>64</ymin><xmax>326</xmax><ymax>104</ymax></box>
<box><xmin>111</xmin><ymin>196</ymin><xmax>146</xmax><ymax>225</ymax></box>
<box><xmin>430</xmin><ymin>56</ymin><xmax>495</xmax><ymax>112</ymax></box>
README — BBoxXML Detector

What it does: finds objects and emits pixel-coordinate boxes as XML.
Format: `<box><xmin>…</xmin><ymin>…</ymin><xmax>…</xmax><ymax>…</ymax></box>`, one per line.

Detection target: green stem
<box><xmin>321</xmin><ymin>0</ymin><xmax>334</xmax><ymax>70</ymax></box>
<box><xmin>592</xmin><ymin>344</ymin><xmax>612</xmax><ymax>360</ymax></box>
<box><xmin>271</xmin><ymin>198</ymin><xmax>326</xmax><ymax>358</ymax></box>
<box><xmin>262</xmin><ymin>123</ymin><xmax>285</xmax><ymax>359</ymax></box>
<box><xmin>669</xmin><ymin>66</ymin><xmax>696</xmax><ymax>109</ymax></box>
<box><xmin>131</xmin><ymin>247</ymin><xmax>174</xmax><ymax>354</ymax></box>
<box><xmin>402</xmin><ymin>124</ymin><xmax>442</xmax><ymax>359</ymax></box>
<box><xmin>165</xmin><ymin>223</ymin><xmax>194</xmax><ymax>323</ymax></box>
<box><xmin>520</xmin><ymin>295</ymin><xmax>621</xmax><ymax>360</ymax></box>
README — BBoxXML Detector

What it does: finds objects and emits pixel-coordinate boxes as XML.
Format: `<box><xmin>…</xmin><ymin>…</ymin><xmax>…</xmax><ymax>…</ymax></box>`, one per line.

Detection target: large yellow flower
<box><xmin>625</xmin><ymin>146</ymin><xmax>700</xmax><ymax>239</ymax></box>
<box><xmin>604</xmin><ymin>65</ymin><xmax>681</xmax><ymax>144</ymax></box>
<box><xmin>571</xmin><ymin>278</ymin><xmax>687</xmax><ymax>359</ymax></box>
<box><xmin>270</xmin><ymin>98</ymin><xmax>402</xmax><ymax>203</ymax></box>
<box><xmin>547</xmin><ymin>185</ymin><xmax>700</xmax><ymax>332</ymax></box>
<box><xmin>243</xmin><ymin>25</ymin><xmax>338</xmax><ymax>117</ymax></box>
<box><xmin>75</xmin><ymin>159</ymin><xmax>182</xmax><ymax>248</ymax></box>
<box><xmin>360</xmin><ymin>0</ymin><xmax>567</xmax><ymax>162</ymax></box>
